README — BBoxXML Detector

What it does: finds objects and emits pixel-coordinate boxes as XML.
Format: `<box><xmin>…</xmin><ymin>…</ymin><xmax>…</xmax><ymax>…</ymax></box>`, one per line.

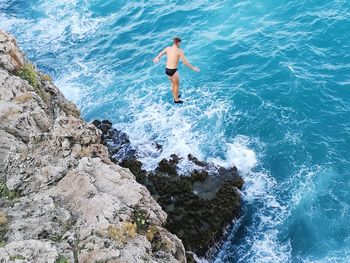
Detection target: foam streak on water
<box><xmin>1</xmin><ymin>0</ymin><xmax>350</xmax><ymax>262</ymax></box>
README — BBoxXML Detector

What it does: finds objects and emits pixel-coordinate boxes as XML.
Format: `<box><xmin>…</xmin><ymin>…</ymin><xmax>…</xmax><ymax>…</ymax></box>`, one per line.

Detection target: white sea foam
<box><xmin>116</xmin><ymin>98</ymin><xmax>204</xmax><ymax>171</ymax></box>
<box><xmin>210</xmin><ymin>136</ymin><xmax>292</xmax><ymax>263</ymax></box>
<box><xmin>208</xmin><ymin>135</ymin><xmax>257</xmax><ymax>173</ymax></box>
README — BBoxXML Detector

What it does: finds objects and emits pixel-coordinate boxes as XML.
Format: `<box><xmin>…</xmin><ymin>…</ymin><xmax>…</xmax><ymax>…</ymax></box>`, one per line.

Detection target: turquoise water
<box><xmin>1</xmin><ymin>0</ymin><xmax>350</xmax><ymax>262</ymax></box>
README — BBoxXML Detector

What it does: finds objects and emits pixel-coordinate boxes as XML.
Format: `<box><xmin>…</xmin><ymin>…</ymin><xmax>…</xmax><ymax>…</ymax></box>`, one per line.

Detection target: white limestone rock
<box><xmin>0</xmin><ymin>29</ymin><xmax>186</xmax><ymax>263</ymax></box>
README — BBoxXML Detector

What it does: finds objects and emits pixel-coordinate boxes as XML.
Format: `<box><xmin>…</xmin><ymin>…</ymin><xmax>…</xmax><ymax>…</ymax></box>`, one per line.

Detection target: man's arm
<box><xmin>180</xmin><ymin>50</ymin><xmax>200</xmax><ymax>72</ymax></box>
<box><xmin>153</xmin><ymin>47</ymin><xmax>167</xmax><ymax>63</ymax></box>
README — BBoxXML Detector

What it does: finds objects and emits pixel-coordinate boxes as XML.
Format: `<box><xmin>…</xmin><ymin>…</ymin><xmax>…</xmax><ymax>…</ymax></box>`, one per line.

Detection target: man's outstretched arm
<box><xmin>153</xmin><ymin>48</ymin><xmax>167</xmax><ymax>63</ymax></box>
<box><xmin>180</xmin><ymin>51</ymin><xmax>200</xmax><ymax>72</ymax></box>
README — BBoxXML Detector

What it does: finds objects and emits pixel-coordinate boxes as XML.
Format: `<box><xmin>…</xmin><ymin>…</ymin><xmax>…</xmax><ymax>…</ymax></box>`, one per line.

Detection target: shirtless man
<box><xmin>153</xmin><ymin>37</ymin><xmax>200</xmax><ymax>103</ymax></box>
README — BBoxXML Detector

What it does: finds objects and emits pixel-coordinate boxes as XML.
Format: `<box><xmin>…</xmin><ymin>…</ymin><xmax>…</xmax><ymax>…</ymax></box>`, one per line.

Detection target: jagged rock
<box><xmin>0</xmin><ymin>30</ymin><xmax>24</xmax><ymax>72</ymax></box>
<box><xmin>0</xmin><ymin>29</ymin><xmax>185</xmax><ymax>263</ymax></box>
<box><xmin>188</xmin><ymin>154</ymin><xmax>207</xmax><ymax>167</ymax></box>
<box><xmin>93</xmin><ymin>119</ymin><xmax>137</xmax><ymax>162</ymax></box>
<box><xmin>94</xmin><ymin>119</ymin><xmax>112</xmax><ymax>133</ymax></box>
<box><xmin>190</xmin><ymin>169</ymin><xmax>208</xmax><ymax>182</ymax></box>
<box><xmin>95</xmin><ymin>120</ymin><xmax>245</xmax><ymax>258</ymax></box>
<box><xmin>156</xmin><ymin>154</ymin><xmax>182</xmax><ymax>176</ymax></box>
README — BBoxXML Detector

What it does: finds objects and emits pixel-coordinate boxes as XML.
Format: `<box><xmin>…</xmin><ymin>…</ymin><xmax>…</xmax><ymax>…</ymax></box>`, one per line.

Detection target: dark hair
<box><xmin>173</xmin><ymin>37</ymin><xmax>182</xmax><ymax>44</ymax></box>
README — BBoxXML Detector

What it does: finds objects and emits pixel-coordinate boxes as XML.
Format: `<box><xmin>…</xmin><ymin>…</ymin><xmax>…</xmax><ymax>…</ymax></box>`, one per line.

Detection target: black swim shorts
<box><xmin>165</xmin><ymin>68</ymin><xmax>177</xmax><ymax>76</ymax></box>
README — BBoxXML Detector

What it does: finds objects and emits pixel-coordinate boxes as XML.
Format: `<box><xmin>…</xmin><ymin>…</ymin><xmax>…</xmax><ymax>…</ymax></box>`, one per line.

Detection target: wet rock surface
<box><xmin>94</xmin><ymin>120</ymin><xmax>245</xmax><ymax>258</ymax></box>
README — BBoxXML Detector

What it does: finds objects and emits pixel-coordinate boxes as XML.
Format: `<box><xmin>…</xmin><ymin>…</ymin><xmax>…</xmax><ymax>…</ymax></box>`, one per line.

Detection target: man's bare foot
<box><xmin>173</xmin><ymin>94</ymin><xmax>181</xmax><ymax>100</ymax></box>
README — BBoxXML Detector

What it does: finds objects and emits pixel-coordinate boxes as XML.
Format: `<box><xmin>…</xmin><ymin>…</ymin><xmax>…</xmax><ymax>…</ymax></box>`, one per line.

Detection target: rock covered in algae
<box><xmin>94</xmin><ymin>120</ymin><xmax>245</xmax><ymax>258</ymax></box>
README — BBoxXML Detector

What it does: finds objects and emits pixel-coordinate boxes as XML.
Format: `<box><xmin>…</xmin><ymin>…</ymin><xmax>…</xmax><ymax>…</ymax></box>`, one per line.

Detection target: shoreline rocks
<box><xmin>93</xmin><ymin>120</ymin><xmax>244</xmax><ymax>259</ymax></box>
<box><xmin>0</xmin><ymin>30</ymin><xmax>185</xmax><ymax>263</ymax></box>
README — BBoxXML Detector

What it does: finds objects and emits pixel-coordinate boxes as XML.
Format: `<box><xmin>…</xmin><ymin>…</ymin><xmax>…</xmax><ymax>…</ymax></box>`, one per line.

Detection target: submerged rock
<box><xmin>95</xmin><ymin>120</ymin><xmax>245</xmax><ymax>258</ymax></box>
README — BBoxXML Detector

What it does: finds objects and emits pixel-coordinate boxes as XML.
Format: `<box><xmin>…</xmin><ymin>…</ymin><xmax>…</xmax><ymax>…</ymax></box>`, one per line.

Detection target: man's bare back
<box><xmin>153</xmin><ymin>37</ymin><xmax>200</xmax><ymax>103</ymax></box>
<box><xmin>165</xmin><ymin>45</ymin><xmax>181</xmax><ymax>69</ymax></box>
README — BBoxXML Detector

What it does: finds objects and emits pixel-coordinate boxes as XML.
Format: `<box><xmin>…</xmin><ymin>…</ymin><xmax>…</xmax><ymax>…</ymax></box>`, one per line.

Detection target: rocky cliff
<box><xmin>0</xmin><ymin>30</ymin><xmax>185</xmax><ymax>263</ymax></box>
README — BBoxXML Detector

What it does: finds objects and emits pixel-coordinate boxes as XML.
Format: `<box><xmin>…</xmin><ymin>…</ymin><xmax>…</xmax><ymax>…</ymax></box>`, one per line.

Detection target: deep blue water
<box><xmin>1</xmin><ymin>0</ymin><xmax>350</xmax><ymax>262</ymax></box>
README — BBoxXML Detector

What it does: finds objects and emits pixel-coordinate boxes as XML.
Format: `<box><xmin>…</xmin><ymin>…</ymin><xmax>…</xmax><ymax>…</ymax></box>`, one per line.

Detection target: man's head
<box><xmin>173</xmin><ymin>37</ymin><xmax>181</xmax><ymax>47</ymax></box>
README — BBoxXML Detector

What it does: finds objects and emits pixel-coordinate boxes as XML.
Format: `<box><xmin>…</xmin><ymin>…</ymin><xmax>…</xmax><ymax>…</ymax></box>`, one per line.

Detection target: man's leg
<box><xmin>171</xmin><ymin>71</ymin><xmax>180</xmax><ymax>101</ymax></box>
<box><xmin>168</xmin><ymin>76</ymin><xmax>175</xmax><ymax>99</ymax></box>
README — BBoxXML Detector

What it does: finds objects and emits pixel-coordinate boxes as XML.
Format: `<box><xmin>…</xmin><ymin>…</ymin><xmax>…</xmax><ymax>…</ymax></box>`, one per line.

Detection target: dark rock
<box><xmin>119</xmin><ymin>159</ymin><xmax>147</xmax><ymax>183</ymax></box>
<box><xmin>152</xmin><ymin>169</ymin><xmax>242</xmax><ymax>256</ymax></box>
<box><xmin>190</xmin><ymin>169</ymin><xmax>208</xmax><ymax>182</ymax></box>
<box><xmin>99</xmin><ymin>124</ymin><xmax>111</xmax><ymax>134</ymax></box>
<box><xmin>101</xmin><ymin>119</ymin><xmax>112</xmax><ymax>126</ymax></box>
<box><xmin>188</xmin><ymin>154</ymin><xmax>207</xmax><ymax>167</ymax></box>
<box><xmin>126</xmin><ymin>155</ymin><xmax>243</xmax><ymax>257</ymax></box>
<box><xmin>92</xmin><ymin>119</ymin><xmax>112</xmax><ymax>133</ymax></box>
<box><xmin>218</xmin><ymin>166</ymin><xmax>238</xmax><ymax>177</ymax></box>
<box><xmin>92</xmin><ymin>120</ymin><xmax>101</xmax><ymax>127</ymax></box>
<box><xmin>95</xmin><ymin>119</ymin><xmax>245</xmax><ymax>258</ymax></box>
<box><xmin>218</xmin><ymin>166</ymin><xmax>244</xmax><ymax>189</ymax></box>
<box><xmin>155</xmin><ymin>142</ymin><xmax>163</xmax><ymax>151</ymax></box>
<box><xmin>156</xmin><ymin>154</ymin><xmax>181</xmax><ymax>176</ymax></box>
<box><xmin>93</xmin><ymin>119</ymin><xmax>137</xmax><ymax>162</ymax></box>
<box><xmin>157</xmin><ymin>159</ymin><xmax>176</xmax><ymax>176</ymax></box>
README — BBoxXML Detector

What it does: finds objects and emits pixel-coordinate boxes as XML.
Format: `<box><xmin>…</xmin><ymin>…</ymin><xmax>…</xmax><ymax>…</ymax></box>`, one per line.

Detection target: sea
<box><xmin>1</xmin><ymin>0</ymin><xmax>349</xmax><ymax>262</ymax></box>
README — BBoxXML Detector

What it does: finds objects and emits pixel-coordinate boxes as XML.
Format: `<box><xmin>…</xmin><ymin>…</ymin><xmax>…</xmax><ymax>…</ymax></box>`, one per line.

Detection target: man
<box><xmin>153</xmin><ymin>37</ymin><xmax>200</xmax><ymax>103</ymax></box>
